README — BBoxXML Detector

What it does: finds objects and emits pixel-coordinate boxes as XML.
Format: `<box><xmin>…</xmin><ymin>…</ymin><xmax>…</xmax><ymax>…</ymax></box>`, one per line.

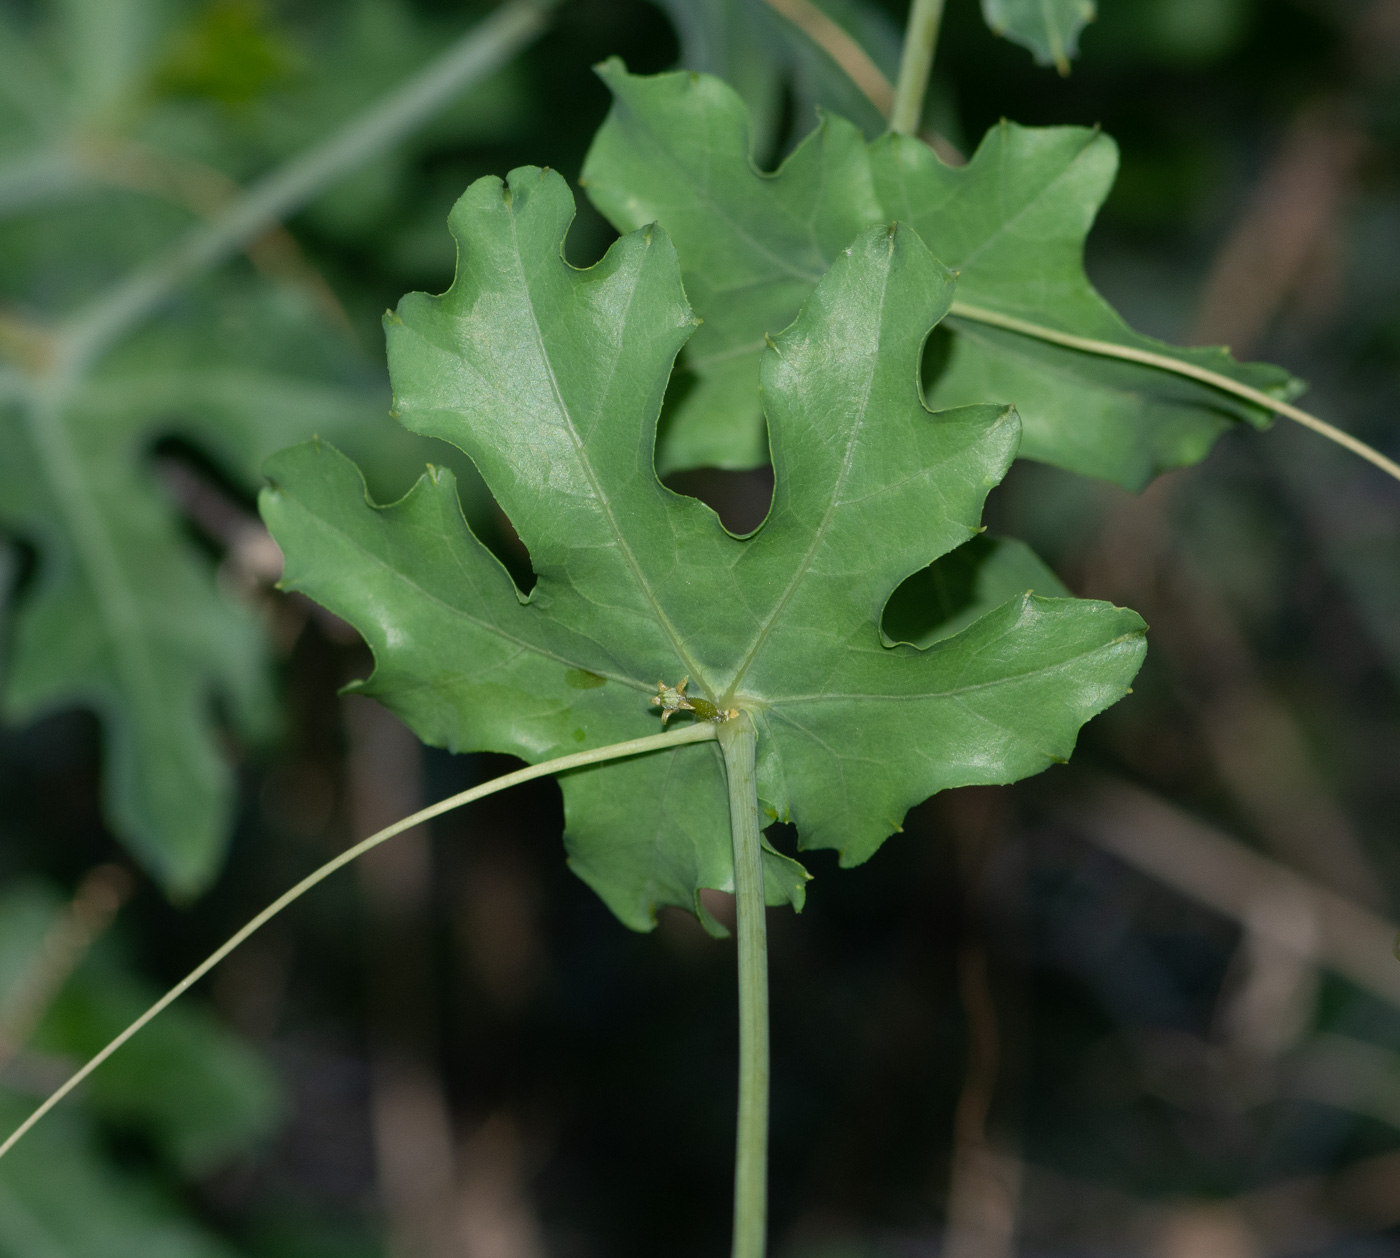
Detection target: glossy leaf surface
<box><xmin>263</xmin><ymin>167</ymin><xmax>1146</xmax><ymax>930</ymax></box>
<box><xmin>582</xmin><ymin>65</ymin><xmax>1302</xmax><ymax>490</ymax></box>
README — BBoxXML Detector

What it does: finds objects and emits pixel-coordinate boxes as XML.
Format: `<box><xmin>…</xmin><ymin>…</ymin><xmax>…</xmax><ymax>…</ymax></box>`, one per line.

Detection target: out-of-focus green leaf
<box><xmin>0</xmin><ymin>878</ymin><xmax>267</xmax><ymax>1255</ymax></box>
<box><xmin>42</xmin><ymin>951</ymin><xmax>281</xmax><ymax>1174</ymax></box>
<box><xmin>0</xmin><ymin>0</ymin><xmax>522</xmax><ymax>893</ymax></box>
<box><xmin>582</xmin><ymin>65</ymin><xmax>1303</xmax><ymax>490</ymax></box>
<box><xmin>153</xmin><ymin>0</ymin><xmax>301</xmax><ymax>105</ymax></box>
<box><xmin>263</xmin><ymin>167</ymin><xmax>1145</xmax><ymax>930</ymax></box>
<box><xmin>0</xmin><ymin>1099</ymin><xmax>243</xmax><ymax>1258</ymax></box>
<box><xmin>652</xmin><ymin>0</ymin><xmax>903</xmax><ymax>154</ymax></box>
<box><xmin>979</xmin><ymin>0</ymin><xmax>1096</xmax><ymax>73</ymax></box>
<box><xmin>0</xmin><ymin>283</ymin><xmax>397</xmax><ymax>892</ymax></box>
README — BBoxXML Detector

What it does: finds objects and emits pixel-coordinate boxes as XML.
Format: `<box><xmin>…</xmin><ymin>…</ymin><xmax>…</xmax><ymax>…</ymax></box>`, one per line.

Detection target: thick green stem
<box><xmin>891</xmin><ymin>0</ymin><xmax>947</xmax><ymax>135</ymax></box>
<box><xmin>718</xmin><ymin>712</ymin><xmax>769</xmax><ymax>1258</ymax></box>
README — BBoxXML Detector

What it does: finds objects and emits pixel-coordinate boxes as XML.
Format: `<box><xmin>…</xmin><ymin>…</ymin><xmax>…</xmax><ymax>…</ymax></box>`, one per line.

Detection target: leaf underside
<box><xmin>262</xmin><ymin>166</ymin><xmax>1146</xmax><ymax>932</ymax></box>
<box><xmin>581</xmin><ymin>62</ymin><xmax>1302</xmax><ymax>491</ymax></box>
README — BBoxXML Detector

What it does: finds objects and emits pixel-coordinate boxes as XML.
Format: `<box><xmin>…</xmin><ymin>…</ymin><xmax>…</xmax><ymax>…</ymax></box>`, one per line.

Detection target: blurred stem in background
<box><xmin>345</xmin><ymin>696</ymin><xmax>458</xmax><ymax>1258</ymax></box>
<box><xmin>892</xmin><ymin>0</ymin><xmax>946</xmax><ymax>134</ymax></box>
<box><xmin>55</xmin><ymin>0</ymin><xmax>558</xmax><ymax>378</ymax></box>
<box><xmin>943</xmin><ymin>789</ymin><xmax>1022</xmax><ymax>1258</ymax></box>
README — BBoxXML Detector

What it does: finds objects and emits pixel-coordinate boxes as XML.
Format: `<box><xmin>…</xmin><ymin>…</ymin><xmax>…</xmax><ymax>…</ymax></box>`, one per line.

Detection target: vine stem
<box><xmin>947</xmin><ymin>301</ymin><xmax>1400</xmax><ymax>486</ymax></box>
<box><xmin>0</xmin><ymin>721</ymin><xmax>718</xmax><ymax>1164</ymax></box>
<box><xmin>717</xmin><ymin>711</ymin><xmax>769</xmax><ymax>1258</ymax></box>
<box><xmin>891</xmin><ymin>0</ymin><xmax>948</xmax><ymax>135</ymax></box>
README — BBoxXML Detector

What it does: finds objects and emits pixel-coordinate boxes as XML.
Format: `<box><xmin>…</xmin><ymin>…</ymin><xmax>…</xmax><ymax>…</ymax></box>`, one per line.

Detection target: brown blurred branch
<box><xmin>1021</xmin><ymin>1141</ymin><xmax>1400</xmax><ymax>1256</ymax></box>
<box><xmin>0</xmin><ymin>865</ymin><xmax>133</xmax><ymax>1071</ymax></box>
<box><xmin>1191</xmin><ymin>101</ymin><xmax>1364</xmax><ymax>356</ymax></box>
<box><xmin>760</xmin><ymin>0</ymin><xmax>964</xmax><ymax>163</ymax></box>
<box><xmin>943</xmin><ymin>790</ymin><xmax>1022</xmax><ymax>1258</ymax></box>
<box><xmin>1082</xmin><ymin>477</ymin><xmax>1384</xmax><ymax>910</ymax></box>
<box><xmin>77</xmin><ymin>136</ymin><xmax>354</xmax><ymax>337</ymax></box>
<box><xmin>345</xmin><ymin>697</ymin><xmax>546</xmax><ymax>1258</ymax></box>
<box><xmin>762</xmin><ymin>0</ymin><xmax>894</xmax><ymax>113</ymax></box>
<box><xmin>1069</xmin><ymin>780</ymin><xmax>1400</xmax><ymax>1008</ymax></box>
<box><xmin>345</xmin><ymin>696</ymin><xmax>459</xmax><ymax>1258</ymax></box>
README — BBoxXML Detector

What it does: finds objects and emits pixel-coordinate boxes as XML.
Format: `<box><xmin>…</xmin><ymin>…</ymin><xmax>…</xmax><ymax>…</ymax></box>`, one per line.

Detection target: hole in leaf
<box><xmin>761</xmin><ymin>80</ymin><xmax>799</xmax><ymax>170</ymax></box>
<box><xmin>882</xmin><ymin>533</ymin><xmax>1071</xmax><ymax>650</ymax></box>
<box><xmin>0</xmin><ymin>531</ymin><xmax>38</xmax><ymax>610</ymax></box>
<box><xmin>919</xmin><ymin>323</ymin><xmax>955</xmax><ymax>401</ymax></box>
<box><xmin>652</xmin><ymin>363</ymin><xmax>697</xmax><ymax>463</ymax></box>
<box><xmin>479</xmin><ymin>502</ymin><xmax>536</xmax><ymax>595</ymax></box>
<box><xmin>663</xmin><ymin>465</ymin><xmax>774</xmax><ymax>536</ymax></box>
<box><xmin>150</xmin><ymin>435</ymin><xmax>259</xmax><ymax>560</ymax></box>
<box><xmin>883</xmin><ymin>536</ymin><xmax>993</xmax><ymax>648</ymax></box>
<box><xmin>764</xmin><ymin>820</ymin><xmax>798</xmax><ymax>851</ymax></box>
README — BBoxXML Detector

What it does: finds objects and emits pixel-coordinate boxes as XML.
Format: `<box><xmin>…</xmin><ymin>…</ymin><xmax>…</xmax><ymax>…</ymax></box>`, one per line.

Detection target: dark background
<box><xmin>3</xmin><ymin>1</ymin><xmax>1400</xmax><ymax>1255</ymax></box>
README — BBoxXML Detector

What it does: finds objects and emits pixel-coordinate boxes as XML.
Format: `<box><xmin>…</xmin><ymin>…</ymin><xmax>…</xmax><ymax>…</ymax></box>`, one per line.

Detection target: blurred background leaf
<box><xmin>979</xmin><ymin>0</ymin><xmax>1095</xmax><ymax>73</ymax></box>
<box><xmin>0</xmin><ymin>0</ymin><xmax>536</xmax><ymax>894</ymax></box>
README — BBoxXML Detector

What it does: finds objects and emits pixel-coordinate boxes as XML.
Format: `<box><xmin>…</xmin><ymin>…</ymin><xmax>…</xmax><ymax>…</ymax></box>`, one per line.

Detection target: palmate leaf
<box><xmin>581</xmin><ymin>64</ymin><xmax>1303</xmax><ymax>490</ymax></box>
<box><xmin>980</xmin><ymin>0</ymin><xmax>1096</xmax><ymax>74</ymax></box>
<box><xmin>261</xmin><ymin>166</ymin><xmax>1146</xmax><ymax>931</ymax></box>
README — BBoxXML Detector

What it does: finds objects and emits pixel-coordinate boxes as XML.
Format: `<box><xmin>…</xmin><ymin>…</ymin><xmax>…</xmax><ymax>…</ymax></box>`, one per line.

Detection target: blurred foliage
<box><xmin>0</xmin><ymin>879</ymin><xmax>277</xmax><ymax>1255</ymax></box>
<box><xmin>0</xmin><ymin>0</ymin><xmax>527</xmax><ymax>895</ymax></box>
<box><xmin>979</xmin><ymin>0</ymin><xmax>1096</xmax><ymax>73</ymax></box>
<box><xmin>1</xmin><ymin>0</ymin><xmax>1399</xmax><ymax>1256</ymax></box>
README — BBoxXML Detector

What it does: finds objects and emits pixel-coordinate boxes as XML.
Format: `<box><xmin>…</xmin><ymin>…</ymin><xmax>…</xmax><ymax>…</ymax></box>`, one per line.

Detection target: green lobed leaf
<box><xmin>871</xmin><ymin>123</ymin><xmax>1307</xmax><ymax>490</ymax></box>
<box><xmin>262</xmin><ymin>166</ymin><xmax>1146</xmax><ymax>930</ymax></box>
<box><xmin>649</xmin><ymin>0</ymin><xmax>788</xmax><ymax>157</ymax></box>
<box><xmin>582</xmin><ymin>57</ymin><xmax>881</xmax><ymax>473</ymax></box>
<box><xmin>980</xmin><ymin>0</ymin><xmax>1096</xmax><ymax>73</ymax></box>
<box><xmin>581</xmin><ymin>64</ymin><xmax>1304</xmax><ymax>491</ymax></box>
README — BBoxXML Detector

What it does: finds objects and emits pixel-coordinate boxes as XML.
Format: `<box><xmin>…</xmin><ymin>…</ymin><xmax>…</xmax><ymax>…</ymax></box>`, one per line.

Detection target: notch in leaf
<box><xmin>261</xmin><ymin>166</ymin><xmax>1147</xmax><ymax>931</ymax></box>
